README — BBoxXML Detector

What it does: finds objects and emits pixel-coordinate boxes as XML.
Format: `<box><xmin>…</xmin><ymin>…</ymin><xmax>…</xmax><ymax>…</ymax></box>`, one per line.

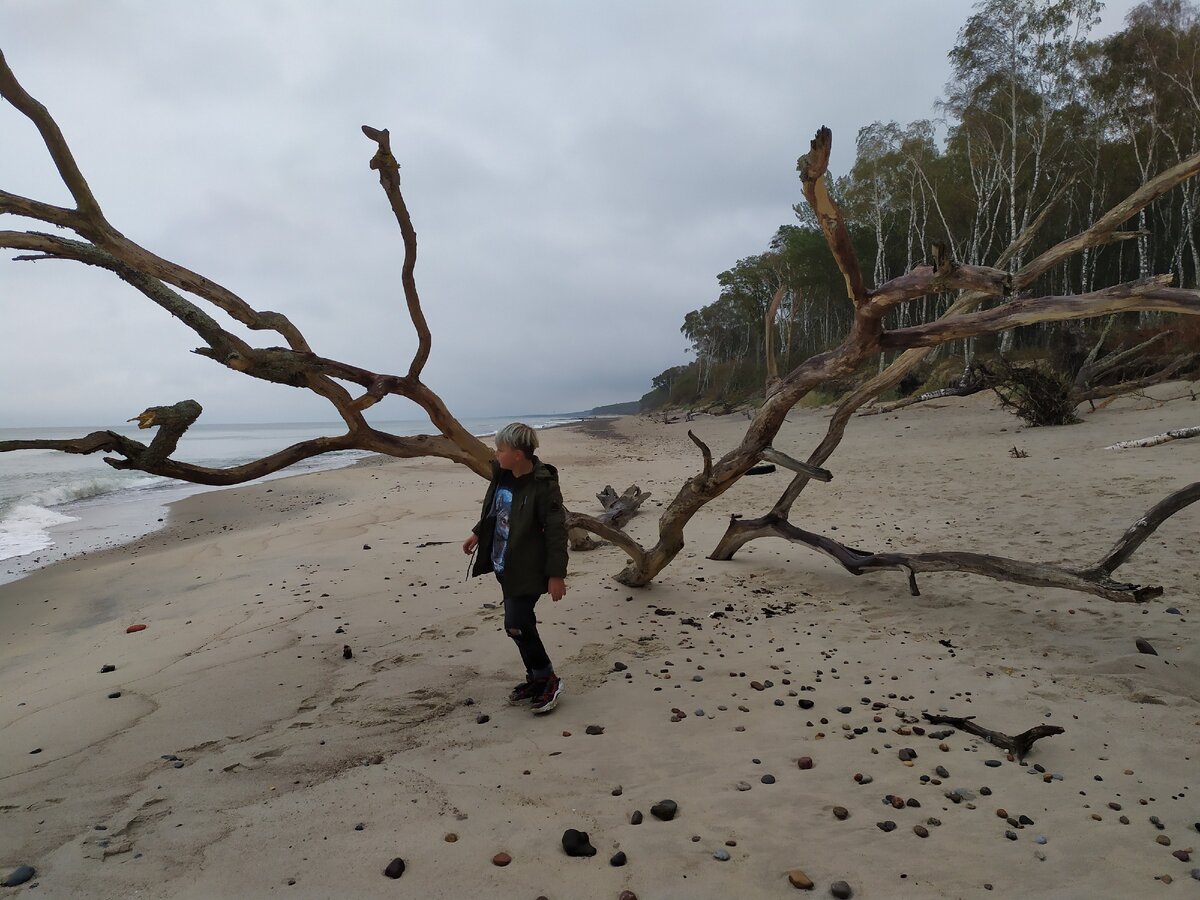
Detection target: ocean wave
<box><xmin>23</xmin><ymin>474</ymin><xmax>165</xmax><ymax>509</ymax></box>
<box><xmin>0</xmin><ymin>503</ymin><xmax>79</xmax><ymax>560</ymax></box>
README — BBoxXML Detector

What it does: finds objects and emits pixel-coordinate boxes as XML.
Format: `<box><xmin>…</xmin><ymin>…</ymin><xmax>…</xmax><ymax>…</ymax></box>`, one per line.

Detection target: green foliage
<box><xmin>641</xmin><ymin>0</ymin><xmax>1200</xmax><ymax>413</ymax></box>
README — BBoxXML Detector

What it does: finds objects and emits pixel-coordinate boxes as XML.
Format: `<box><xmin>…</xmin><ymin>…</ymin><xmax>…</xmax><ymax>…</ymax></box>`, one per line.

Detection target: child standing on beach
<box><xmin>463</xmin><ymin>423</ymin><xmax>569</xmax><ymax>714</ymax></box>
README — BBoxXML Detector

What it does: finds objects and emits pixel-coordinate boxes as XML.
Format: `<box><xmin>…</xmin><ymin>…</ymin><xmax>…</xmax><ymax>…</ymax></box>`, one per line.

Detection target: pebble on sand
<box><xmin>1134</xmin><ymin>638</ymin><xmax>1158</xmax><ymax>655</ymax></box>
<box><xmin>562</xmin><ymin>829</ymin><xmax>597</xmax><ymax>857</ymax></box>
<box><xmin>585</xmin><ymin>725</ymin><xmax>605</xmax><ymax>735</ymax></box>
<box><xmin>125</xmin><ymin>623</ymin><xmax>147</xmax><ymax>634</ymax></box>
<box><xmin>610</xmin><ymin>851</ymin><xmax>627</xmax><ymax>867</ymax></box>
<box><xmin>833</xmin><ymin>807</ymin><xmax>849</xmax><ymax>820</ymax></box>
<box><xmin>787</xmin><ymin>868</ymin><xmax>815</xmax><ymax>889</ymax></box>
<box><xmin>831</xmin><ymin>880</ymin><xmax>853</xmax><ymax>899</ymax></box>
<box><xmin>797</xmin><ymin>756</ymin><xmax>814</xmax><ymax>770</ymax></box>
<box><xmin>1</xmin><ymin>867</ymin><xmax>35</xmax><ymax>888</ymax></box>
<box><xmin>492</xmin><ymin>852</ymin><xmax>512</xmax><ymax>866</ymax></box>
<box><xmin>651</xmin><ymin>800</ymin><xmax>678</xmax><ymax>821</ymax></box>
<box><xmin>713</xmin><ymin>848</ymin><xmax>731</xmax><ymax>861</ymax></box>
<box><xmin>383</xmin><ymin>858</ymin><xmax>405</xmax><ymax>879</ymax></box>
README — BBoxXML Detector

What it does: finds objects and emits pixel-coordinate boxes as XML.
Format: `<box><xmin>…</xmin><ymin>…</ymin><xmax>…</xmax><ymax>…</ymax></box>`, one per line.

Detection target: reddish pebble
<box><xmin>619</xmin><ymin>893</ymin><xmax>639</xmax><ymax>900</ymax></box>
<box><xmin>492</xmin><ymin>852</ymin><xmax>511</xmax><ymax>866</ymax></box>
<box><xmin>562</xmin><ymin>731</ymin><xmax>571</xmax><ymax>737</ymax></box>
<box><xmin>797</xmin><ymin>757</ymin><xmax>814</xmax><ymax>770</ymax></box>
<box><xmin>126</xmin><ymin>624</ymin><xmax>147</xmax><ymax>634</ymax></box>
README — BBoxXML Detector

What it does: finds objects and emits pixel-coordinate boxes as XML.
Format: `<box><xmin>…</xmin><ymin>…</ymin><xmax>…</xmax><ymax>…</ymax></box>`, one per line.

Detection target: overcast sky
<box><xmin>1</xmin><ymin>0</ymin><xmax>1141</xmax><ymax>427</ymax></box>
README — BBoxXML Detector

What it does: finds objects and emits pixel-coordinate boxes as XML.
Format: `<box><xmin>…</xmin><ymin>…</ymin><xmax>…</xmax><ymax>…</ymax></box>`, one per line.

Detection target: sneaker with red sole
<box><xmin>508</xmin><ymin>679</ymin><xmax>544</xmax><ymax>705</ymax></box>
<box><xmin>531</xmin><ymin>674</ymin><xmax>563</xmax><ymax>714</ymax></box>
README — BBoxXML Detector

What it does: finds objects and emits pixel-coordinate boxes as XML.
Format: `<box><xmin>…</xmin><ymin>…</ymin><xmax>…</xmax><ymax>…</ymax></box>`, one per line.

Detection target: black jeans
<box><xmin>498</xmin><ymin>579</ymin><xmax>554</xmax><ymax>681</ymax></box>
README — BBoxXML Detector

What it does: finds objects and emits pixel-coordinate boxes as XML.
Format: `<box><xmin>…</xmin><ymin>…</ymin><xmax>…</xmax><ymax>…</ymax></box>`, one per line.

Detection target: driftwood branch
<box><xmin>920</xmin><ymin>714</ymin><xmax>1064</xmax><ymax>762</ymax></box>
<box><xmin>710</xmin><ymin>481</ymin><xmax>1200</xmax><ymax>604</ymax></box>
<box><xmin>798</xmin><ymin>127</ymin><xmax>867</xmax><ymax>307</ymax></box>
<box><xmin>688</xmin><ymin>429</ymin><xmax>714</xmax><ymax>486</ymax></box>
<box><xmin>1103</xmin><ymin>427</ymin><xmax>1200</xmax><ymax>450</ymax></box>
<box><xmin>758</xmin><ymin>447</ymin><xmax>832</xmax><ymax>482</ymax></box>
<box><xmin>361</xmin><ymin>125</ymin><xmax>432</xmax><ymax>380</ymax></box>
<box><xmin>881</xmin><ymin>277</ymin><xmax>1200</xmax><ymax>351</ymax></box>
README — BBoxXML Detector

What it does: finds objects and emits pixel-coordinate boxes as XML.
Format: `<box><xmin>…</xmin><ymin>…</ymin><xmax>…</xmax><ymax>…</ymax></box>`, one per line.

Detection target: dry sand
<box><xmin>1</xmin><ymin>390</ymin><xmax>1198</xmax><ymax>899</ymax></box>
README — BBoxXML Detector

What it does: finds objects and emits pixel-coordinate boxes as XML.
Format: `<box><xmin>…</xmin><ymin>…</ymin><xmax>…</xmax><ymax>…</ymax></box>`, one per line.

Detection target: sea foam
<box><xmin>0</xmin><ymin>503</ymin><xmax>79</xmax><ymax>560</ymax></box>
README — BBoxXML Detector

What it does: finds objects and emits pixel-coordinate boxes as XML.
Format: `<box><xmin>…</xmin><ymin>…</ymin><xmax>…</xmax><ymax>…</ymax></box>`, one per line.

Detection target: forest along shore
<box><xmin>0</xmin><ymin>392</ymin><xmax>1197</xmax><ymax>899</ymax></box>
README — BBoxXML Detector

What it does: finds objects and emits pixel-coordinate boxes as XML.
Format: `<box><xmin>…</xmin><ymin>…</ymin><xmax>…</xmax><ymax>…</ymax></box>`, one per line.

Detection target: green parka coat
<box><xmin>471</xmin><ymin>457</ymin><xmax>569</xmax><ymax>598</ymax></box>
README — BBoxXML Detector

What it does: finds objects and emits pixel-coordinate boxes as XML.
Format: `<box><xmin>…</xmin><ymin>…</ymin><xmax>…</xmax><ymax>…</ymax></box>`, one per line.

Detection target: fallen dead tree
<box><xmin>2</xmin><ymin>48</ymin><xmax>1199</xmax><ymax>601</ymax></box>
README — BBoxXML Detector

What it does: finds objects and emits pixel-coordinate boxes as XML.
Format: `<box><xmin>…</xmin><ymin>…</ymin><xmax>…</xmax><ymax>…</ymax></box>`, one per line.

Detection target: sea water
<box><xmin>0</xmin><ymin>415</ymin><xmax>581</xmax><ymax>584</ymax></box>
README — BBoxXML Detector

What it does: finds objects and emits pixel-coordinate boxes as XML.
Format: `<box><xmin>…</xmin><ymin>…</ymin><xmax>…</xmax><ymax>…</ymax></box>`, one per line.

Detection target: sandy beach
<box><xmin>1</xmin><ymin>393</ymin><xmax>1197</xmax><ymax>899</ymax></box>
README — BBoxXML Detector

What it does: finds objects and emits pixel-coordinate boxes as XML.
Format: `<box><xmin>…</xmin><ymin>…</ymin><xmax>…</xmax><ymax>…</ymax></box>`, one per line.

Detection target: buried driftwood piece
<box><xmin>921</xmin><ymin>713</ymin><xmax>1064</xmax><ymax>762</ymax></box>
<box><xmin>1104</xmin><ymin>426</ymin><xmax>1200</xmax><ymax>449</ymax></box>
<box><xmin>596</xmin><ymin>485</ymin><xmax>651</xmax><ymax>528</ymax></box>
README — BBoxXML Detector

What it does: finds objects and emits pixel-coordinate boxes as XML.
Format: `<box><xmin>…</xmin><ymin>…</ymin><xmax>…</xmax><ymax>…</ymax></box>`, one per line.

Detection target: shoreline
<box><xmin>0</xmin><ymin>415</ymin><xmax>602</xmax><ymax>589</ymax></box>
<box><xmin>1</xmin><ymin>398</ymin><xmax>1197</xmax><ymax>898</ymax></box>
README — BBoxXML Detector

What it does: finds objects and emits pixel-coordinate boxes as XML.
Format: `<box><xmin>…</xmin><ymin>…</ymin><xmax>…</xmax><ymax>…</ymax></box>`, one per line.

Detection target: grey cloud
<box><xmin>1</xmin><ymin>0</ymin><xmax>1141</xmax><ymax>426</ymax></box>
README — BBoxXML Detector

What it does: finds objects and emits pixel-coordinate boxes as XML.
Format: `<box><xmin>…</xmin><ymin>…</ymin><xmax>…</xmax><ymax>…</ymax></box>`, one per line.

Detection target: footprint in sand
<box><xmin>455</xmin><ymin>626</ymin><xmax>477</xmax><ymax>638</ymax></box>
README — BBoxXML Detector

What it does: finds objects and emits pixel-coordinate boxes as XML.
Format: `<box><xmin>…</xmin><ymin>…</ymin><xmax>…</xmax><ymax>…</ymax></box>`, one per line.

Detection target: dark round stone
<box><xmin>913</xmin><ymin>824</ymin><xmax>929</xmax><ymax>838</ymax></box>
<box><xmin>798</xmin><ymin>699</ymin><xmax>814</xmax><ymax>709</ymax></box>
<box><xmin>877</xmin><ymin>821</ymin><xmax>897</xmax><ymax>832</ymax></box>
<box><xmin>630</xmin><ymin>810</ymin><xmax>643</xmax><ymax>825</ymax></box>
<box><xmin>610</xmin><ymin>851</ymin><xmax>627</xmax><ymax>867</ymax></box>
<box><xmin>561</xmin><ymin>829</ymin><xmax>597</xmax><ymax>857</ymax></box>
<box><xmin>476</xmin><ymin>713</ymin><xmax>490</xmax><ymax>724</ymax></box>
<box><xmin>761</xmin><ymin>774</ymin><xmax>776</xmax><ymax>784</ymax></box>
<box><xmin>383</xmin><ymin>858</ymin><xmax>405</xmax><ymax>879</ymax></box>
<box><xmin>107</xmin><ymin>692</ymin><xmax>122</xmax><ymax>699</ymax></box>
<box><xmin>651</xmin><ymin>800</ymin><xmax>678</xmax><ymax>821</ymax></box>
<box><xmin>985</xmin><ymin>759</ymin><xmax>1002</xmax><ymax>768</ymax></box>
<box><xmin>833</xmin><ymin>806</ymin><xmax>849</xmax><ymax>820</ymax></box>
<box><xmin>100</xmin><ymin>664</ymin><xmax>116</xmax><ymax>673</ymax></box>
<box><xmin>831</xmin><ymin>880</ymin><xmax>853</xmax><ymax>899</ymax></box>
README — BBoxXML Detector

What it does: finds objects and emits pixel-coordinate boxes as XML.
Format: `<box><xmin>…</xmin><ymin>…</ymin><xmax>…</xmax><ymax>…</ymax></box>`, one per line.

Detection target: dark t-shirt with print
<box><xmin>491</xmin><ymin>471</ymin><xmax>515</xmax><ymax>573</ymax></box>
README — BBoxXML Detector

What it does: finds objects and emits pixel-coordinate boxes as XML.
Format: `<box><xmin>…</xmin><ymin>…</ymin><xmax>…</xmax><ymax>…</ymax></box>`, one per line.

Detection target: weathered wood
<box><xmin>1103</xmin><ymin>427</ymin><xmax>1200</xmax><ymax>450</ymax></box>
<box><xmin>798</xmin><ymin>127</ymin><xmax>867</xmax><ymax>307</ymax></box>
<box><xmin>860</xmin><ymin>381</ymin><xmax>986</xmax><ymax>417</ymax></box>
<box><xmin>596</xmin><ymin>484</ymin><xmax>651</xmax><ymax>528</ymax></box>
<box><xmin>710</xmin><ymin>480</ymin><xmax>1200</xmax><ymax>603</ymax></box>
<box><xmin>759</xmin><ymin>447</ymin><xmax>832</xmax><ymax>482</ymax></box>
<box><xmin>920</xmin><ymin>713</ymin><xmax>1064</xmax><ymax>762</ymax></box>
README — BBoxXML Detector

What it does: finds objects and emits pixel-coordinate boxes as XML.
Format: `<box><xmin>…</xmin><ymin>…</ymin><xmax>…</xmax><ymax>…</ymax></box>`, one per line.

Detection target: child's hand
<box><xmin>548</xmin><ymin>577</ymin><xmax>566</xmax><ymax>602</ymax></box>
<box><xmin>462</xmin><ymin>534</ymin><xmax>478</xmax><ymax>555</ymax></box>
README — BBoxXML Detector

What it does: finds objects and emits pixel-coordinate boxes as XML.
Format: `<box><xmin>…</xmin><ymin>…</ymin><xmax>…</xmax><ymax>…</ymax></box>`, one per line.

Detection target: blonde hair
<box><xmin>495</xmin><ymin>422</ymin><xmax>539</xmax><ymax>459</ymax></box>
